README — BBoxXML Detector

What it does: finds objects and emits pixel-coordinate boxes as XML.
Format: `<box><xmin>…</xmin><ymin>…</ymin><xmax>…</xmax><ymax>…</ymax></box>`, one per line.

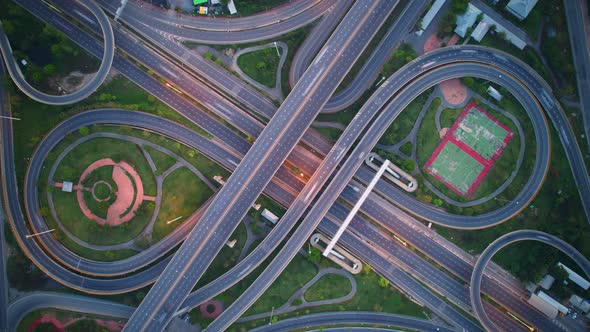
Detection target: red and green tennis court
<box><xmin>424</xmin><ymin>102</ymin><xmax>513</xmax><ymax>197</ymax></box>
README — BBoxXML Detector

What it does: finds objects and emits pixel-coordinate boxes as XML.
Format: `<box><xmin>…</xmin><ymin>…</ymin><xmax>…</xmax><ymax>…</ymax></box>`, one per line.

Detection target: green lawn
<box><xmin>151</xmin><ymin>167</ymin><xmax>214</xmax><ymax>242</ymax></box>
<box><xmin>379</xmin><ymin>88</ymin><xmax>433</xmax><ymax>146</ymax></box>
<box><xmin>143</xmin><ymin>145</ymin><xmax>178</xmax><ymax>176</ymax></box>
<box><xmin>0</xmin><ymin>2</ymin><xmax>99</xmax><ymax>94</ymax></box>
<box><xmin>312</xmin><ymin>126</ymin><xmax>342</xmax><ymax>143</ymax></box>
<box><xmin>233</xmin><ymin>260</ymin><xmax>428</xmax><ymax>331</ymax></box>
<box><xmin>50</xmin><ymin>189</ymin><xmax>153</xmax><ymax>246</ymax></box>
<box><xmin>52</xmin><ymin>137</ymin><xmax>156</xmax><ymax>196</ymax></box>
<box><xmin>304</xmin><ymin>273</ymin><xmax>352</xmax><ymax>302</ymax></box>
<box><xmin>237</xmin><ymin>47</ymin><xmax>282</xmax><ymax>88</ymax></box>
<box><xmin>97</xmin><ymin>126</ymin><xmax>229</xmax><ymax>181</ymax></box>
<box><xmin>415</xmin><ymin>95</ymin><xmax>528</xmax><ymax>207</ymax></box>
<box><xmin>244</xmin><ymin>254</ymin><xmax>318</xmax><ymax>315</ymax></box>
<box><xmin>435</xmin><ymin>125</ymin><xmax>590</xmax><ymax>283</ymax></box>
<box><xmin>10</xmin><ymin>74</ymin><xmax>212</xmax><ymax>195</ymax></box>
<box><xmin>399</xmin><ymin>142</ymin><xmax>413</xmax><ymax>156</ymax></box>
<box><xmin>196</xmin><ymin>222</ymin><xmax>248</xmax><ymax>288</ymax></box>
<box><xmin>416</xmin><ymin>97</ymin><xmax>442</xmax><ymax>166</ymax></box>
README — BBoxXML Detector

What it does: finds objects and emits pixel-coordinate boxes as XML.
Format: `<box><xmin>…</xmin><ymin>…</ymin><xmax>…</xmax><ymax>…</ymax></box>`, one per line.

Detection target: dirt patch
<box><xmin>439</xmin><ymin>79</ymin><xmax>467</xmax><ymax>105</ymax></box>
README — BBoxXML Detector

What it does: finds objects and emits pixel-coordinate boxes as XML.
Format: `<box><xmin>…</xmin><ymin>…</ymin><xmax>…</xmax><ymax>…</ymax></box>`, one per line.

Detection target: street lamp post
<box><xmin>268</xmin><ymin>306</ymin><xmax>275</xmax><ymax>325</ymax></box>
<box><xmin>26</xmin><ymin>229</ymin><xmax>55</xmax><ymax>238</ymax></box>
<box><xmin>0</xmin><ymin>115</ymin><xmax>21</xmax><ymax>120</ymax></box>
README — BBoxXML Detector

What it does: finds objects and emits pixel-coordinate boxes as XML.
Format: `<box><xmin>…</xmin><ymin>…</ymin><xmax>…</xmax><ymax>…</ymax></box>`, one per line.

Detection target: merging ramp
<box><xmin>124</xmin><ymin>1</ymin><xmax>395</xmax><ymax>330</ymax></box>
<box><xmin>0</xmin><ymin>0</ymin><xmax>113</xmax><ymax>105</ymax></box>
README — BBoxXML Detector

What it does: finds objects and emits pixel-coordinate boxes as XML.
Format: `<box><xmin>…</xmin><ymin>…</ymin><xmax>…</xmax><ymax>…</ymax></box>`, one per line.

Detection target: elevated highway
<box><xmin>98</xmin><ymin>0</ymin><xmax>336</xmax><ymax>44</ymax></box>
<box><xmin>124</xmin><ymin>1</ymin><xmax>395</xmax><ymax>330</ymax></box>
<box><xmin>470</xmin><ymin>230</ymin><xmax>590</xmax><ymax>331</ymax></box>
<box><xmin>4</xmin><ymin>1</ymin><xmax>590</xmax><ymax>330</ymax></box>
<box><xmin>0</xmin><ymin>0</ymin><xmax>113</xmax><ymax>105</ymax></box>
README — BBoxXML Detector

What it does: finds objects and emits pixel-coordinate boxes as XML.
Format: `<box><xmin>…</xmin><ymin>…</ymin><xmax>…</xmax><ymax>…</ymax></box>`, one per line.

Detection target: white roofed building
<box><xmin>558</xmin><ymin>262</ymin><xmax>590</xmax><ymax>290</ymax></box>
<box><xmin>505</xmin><ymin>0</ymin><xmax>539</xmax><ymax>20</ymax></box>
<box><xmin>261</xmin><ymin>209</ymin><xmax>279</xmax><ymax>225</ymax></box>
<box><xmin>528</xmin><ymin>293</ymin><xmax>559</xmax><ymax>319</ymax></box>
<box><xmin>419</xmin><ymin>0</ymin><xmax>446</xmax><ymax>31</ymax></box>
<box><xmin>227</xmin><ymin>0</ymin><xmax>237</xmax><ymax>15</ymax></box>
<box><xmin>454</xmin><ymin>3</ymin><xmax>481</xmax><ymax>37</ymax></box>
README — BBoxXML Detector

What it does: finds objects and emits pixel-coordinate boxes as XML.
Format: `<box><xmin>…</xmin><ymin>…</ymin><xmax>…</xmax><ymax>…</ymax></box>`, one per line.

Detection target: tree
<box><xmin>78</xmin><ymin>126</ymin><xmax>90</xmax><ymax>136</ymax></box>
<box><xmin>378</xmin><ymin>276</ymin><xmax>390</xmax><ymax>288</ymax></box>
<box><xmin>362</xmin><ymin>263</ymin><xmax>371</xmax><ymax>275</ymax></box>
<box><xmin>433</xmin><ymin>198</ymin><xmax>444</xmax><ymax>207</ymax></box>
<box><xmin>463</xmin><ymin>76</ymin><xmax>475</xmax><ymax>88</ymax></box>
<box><xmin>450</xmin><ymin>0</ymin><xmax>469</xmax><ymax>14</ymax></box>
<box><xmin>204</xmin><ymin>52</ymin><xmax>213</xmax><ymax>60</ymax></box>
<box><xmin>401</xmin><ymin>159</ymin><xmax>415</xmax><ymax>173</ymax></box>
<box><xmin>42</xmin><ymin>64</ymin><xmax>56</xmax><ymax>76</ymax></box>
<box><xmin>549</xmin><ymin>264</ymin><xmax>569</xmax><ymax>281</ymax></box>
<box><xmin>214</xmin><ymin>58</ymin><xmax>222</xmax><ymax>66</ymax></box>
<box><xmin>438</xmin><ymin>12</ymin><xmax>457</xmax><ymax>37</ymax></box>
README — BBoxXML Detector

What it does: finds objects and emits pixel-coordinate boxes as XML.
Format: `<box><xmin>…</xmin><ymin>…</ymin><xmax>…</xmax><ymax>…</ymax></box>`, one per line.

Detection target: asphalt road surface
<box><xmin>470</xmin><ymin>230</ymin><xmax>590</xmax><ymax>331</ymax></box>
<box><xmin>0</xmin><ymin>0</ymin><xmax>113</xmax><ymax>105</ymax></box>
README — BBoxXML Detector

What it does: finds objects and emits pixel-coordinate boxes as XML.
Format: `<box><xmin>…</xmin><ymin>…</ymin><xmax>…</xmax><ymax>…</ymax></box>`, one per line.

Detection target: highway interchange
<box><xmin>1</xmin><ymin>0</ymin><xmax>590</xmax><ymax>331</ymax></box>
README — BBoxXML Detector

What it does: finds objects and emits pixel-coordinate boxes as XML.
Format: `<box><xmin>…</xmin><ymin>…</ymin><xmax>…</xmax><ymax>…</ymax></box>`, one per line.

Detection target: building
<box><xmin>261</xmin><ymin>209</ymin><xmax>279</xmax><ymax>225</ymax></box>
<box><xmin>558</xmin><ymin>262</ymin><xmax>590</xmax><ymax>290</ymax></box>
<box><xmin>538</xmin><ymin>274</ymin><xmax>555</xmax><ymax>290</ymax></box>
<box><xmin>417</xmin><ymin>0</ymin><xmax>446</xmax><ymax>34</ymax></box>
<box><xmin>569</xmin><ymin>295</ymin><xmax>590</xmax><ymax>313</ymax></box>
<box><xmin>505</xmin><ymin>0</ymin><xmax>539</xmax><ymax>20</ymax></box>
<box><xmin>528</xmin><ymin>293</ymin><xmax>559</xmax><ymax>319</ymax></box>
<box><xmin>193</xmin><ymin>0</ymin><xmax>208</xmax><ymax>5</ymax></box>
<box><xmin>197</xmin><ymin>6</ymin><xmax>208</xmax><ymax>15</ymax></box>
<box><xmin>62</xmin><ymin>181</ymin><xmax>73</xmax><ymax>192</ymax></box>
<box><xmin>528</xmin><ymin>291</ymin><xmax>568</xmax><ymax>319</ymax></box>
<box><xmin>454</xmin><ymin>3</ymin><xmax>481</xmax><ymax>37</ymax></box>
<box><xmin>227</xmin><ymin>0</ymin><xmax>237</xmax><ymax>15</ymax></box>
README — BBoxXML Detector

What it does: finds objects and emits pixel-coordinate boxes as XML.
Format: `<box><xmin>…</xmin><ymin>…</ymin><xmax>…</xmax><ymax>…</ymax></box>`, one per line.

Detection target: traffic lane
<box><xmin>321</xmin><ymin>215</ymin><xmax>527</xmax><ymax>332</ymax></box>
<box><xmin>290</xmin><ymin>0</ymin><xmax>353</xmax><ymax>86</ymax></box>
<box><xmin>340</xmin><ymin>56</ymin><xmax>551</xmax><ymax>228</ymax></box>
<box><xmin>0</xmin><ymin>0</ymin><xmax>113</xmax><ymax>105</ymax></box>
<box><xmin>0</xmin><ymin>61</ymin><xmax>11</xmax><ymax>332</ymax></box>
<box><xmin>99</xmin><ymin>0</ymin><xmax>322</xmax><ymax>32</ymax></box>
<box><xmin>470</xmin><ymin>230</ymin><xmax>590</xmax><ymax>331</ymax></box>
<box><xmin>11</xmin><ymin>109</ymin><xmax>295</xmax><ymax>288</ymax></box>
<box><xmin>322</xmin><ymin>0</ymin><xmax>429</xmax><ymax>113</ymax></box>
<box><xmin>7</xmin><ymin>292</ymin><xmax>134</xmax><ymax>329</ymax></box>
<box><xmin>56</xmin><ymin>0</ymin><xmax>328</xmax><ymax>175</ymax></box>
<box><xmin>250</xmin><ymin>311</ymin><xmax>456</xmax><ymax>332</ymax></box>
<box><xmin>564</xmin><ymin>0</ymin><xmax>590</xmax><ymax>156</ymax></box>
<box><xmin>319</xmin><ymin>216</ymin><xmax>484</xmax><ymax>331</ymax></box>
<box><xmin>126</xmin><ymin>2</ymin><xmax>397</xmax><ymax>330</ymax></box>
<box><xmin>329</xmin><ymin>200</ymin><xmax>550</xmax><ymax>331</ymax></box>
<box><xmin>105</xmin><ymin>0</ymin><xmax>337</xmax><ymax>44</ymax></box>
